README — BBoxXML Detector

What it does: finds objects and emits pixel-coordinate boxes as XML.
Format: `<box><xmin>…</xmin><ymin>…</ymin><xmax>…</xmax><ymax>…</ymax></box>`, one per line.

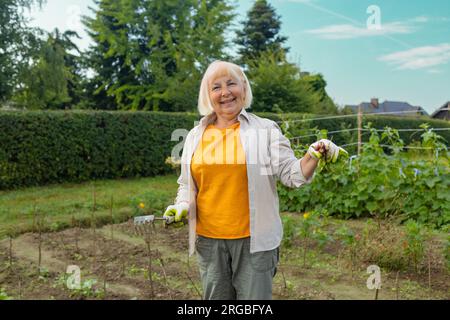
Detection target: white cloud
<box><xmin>305</xmin><ymin>21</ymin><xmax>416</xmax><ymax>39</ymax></box>
<box><xmin>378</xmin><ymin>43</ymin><xmax>450</xmax><ymax>71</ymax></box>
<box><xmin>304</xmin><ymin>15</ymin><xmax>431</xmax><ymax>40</ymax></box>
<box><xmin>408</xmin><ymin>15</ymin><xmax>450</xmax><ymax>23</ymax></box>
<box><xmin>280</xmin><ymin>0</ymin><xmax>313</xmax><ymax>2</ymax></box>
<box><xmin>427</xmin><ymin>69</ymin><xmax>442</xmax><ymax>74</ymax></box>
<box><xmin>410</xmin><ymin>16</ymin><xmax>429</xmax><ymax>23</ymax></box>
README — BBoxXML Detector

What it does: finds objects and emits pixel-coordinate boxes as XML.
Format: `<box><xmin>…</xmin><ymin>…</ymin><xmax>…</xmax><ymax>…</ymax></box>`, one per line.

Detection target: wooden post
<box><xmin>91</xmin><ymin>185</ymin><xmax>97</xmax><ymax>272</ymax></box>
<box><xmin>428</xmin><ymin>250</ymin><xmax>432</xmax><ymax>299</ymax></box>
<box><xmin>357</xmin><ymin>105</ymin><xmax>362</xmax><ymax>155</ymax></box>
<box><xmin>395</xmin><ymin>271</ymin><xmax>400</xmax><ymax>300</ymax></box>
<box><xmin>110</xmin><ymin>195</ymin><xmax>114</xmax><ymax>240</ymax></box>
<box><xmin>9</xmin><ymin>236</ymin><xmax>13</xmax><ymax>268</ymax></box>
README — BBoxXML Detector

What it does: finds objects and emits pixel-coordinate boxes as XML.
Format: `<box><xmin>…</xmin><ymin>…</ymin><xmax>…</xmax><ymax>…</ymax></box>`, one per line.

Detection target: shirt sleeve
<box><xmin>175</xmin><ymin>130</ymin><xmax>193</xmax><ymax>205</ymax></box>
<box><xmin>269</xmin><ymin>121</ymin><xmax>314</xmax><ymax>188</ymax></box>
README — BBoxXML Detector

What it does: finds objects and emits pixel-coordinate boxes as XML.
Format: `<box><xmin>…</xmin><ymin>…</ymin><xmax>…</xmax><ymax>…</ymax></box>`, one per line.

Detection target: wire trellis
<box><xmin>288</xmin><ymin>127</ymin><xmax>450</xmax><ymax>141</ymax></box>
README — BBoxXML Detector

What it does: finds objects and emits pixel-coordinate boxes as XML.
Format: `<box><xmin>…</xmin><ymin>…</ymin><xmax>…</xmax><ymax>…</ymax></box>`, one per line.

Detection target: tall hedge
<box><xmin>0</xmin><ymin>110</ymin><xmax>448</xmax><ymax>190</ymax></box>
<box><xmin>0</xmin><ymin>111</ymin><xmax>199</xmax><ymax>189</ymax></box>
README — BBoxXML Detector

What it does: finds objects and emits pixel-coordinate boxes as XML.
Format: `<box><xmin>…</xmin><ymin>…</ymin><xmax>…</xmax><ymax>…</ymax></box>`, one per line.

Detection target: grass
<box><xmin>0</xmin><ymin>174</ymin><xmax>179</xmax><ymax>238</ymax></box>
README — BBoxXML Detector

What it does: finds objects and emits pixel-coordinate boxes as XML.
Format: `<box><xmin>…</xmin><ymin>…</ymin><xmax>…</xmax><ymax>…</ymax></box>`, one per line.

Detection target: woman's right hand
<box><xmin>163</xmin><ymin>202</ymin><xmax>189</xmax><ymax>227</ymax></box>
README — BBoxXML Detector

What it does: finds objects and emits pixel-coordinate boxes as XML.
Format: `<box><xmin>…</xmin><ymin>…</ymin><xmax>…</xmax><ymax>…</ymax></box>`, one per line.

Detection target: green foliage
<box><xmin>334</xmin><ymin>224</ymin><xmax>356</xmax><ymax>247</ymax></box>
<box><xmin>70</xmin><ymin>278</ymin><xmax>104</xmax><ymax>299</ymax></box>
<box><xmin>83</xmin><ymin>0</ymin><xmax>235</xmax><ymax>111</ymax></box>
<box><xmin>420</xmin><ymin>123</ymin><xmax>448</xmax><ymax>153</ymax></box>
<box><xmin>403</xmin><ymin>220</ymin><xmax>428</xmax><ymax>271</ymax></box>
<box><xmin>0</xmin><ymin>287</ymin><xmax>13</xmax><ymax>300</ymax></box>
<box><xmin>301</xmin><ymin>74</ymin><xmax>338</xmax><ymax>115</ymax></box>
<box><xmin>234</xmin><ymin>0</ymin><xmax>288</xmax><ymax>64</ymax></box>
<box><xmin>297</xmin><ymin>211</ymin><xmax>333</xmax><ymax>265</ymax></box>
<box><xmin>281</xmin><ymin>215</ymin><xmax>298</xmax><ymax>248</ymax></box>
<box><xmin>0</xmin><ymin>110</ymin><xmax>198</xmax><ymax>189</ymax></box>
<box><xmin>278</xmin><ymin>123</ymin><xmax>450</xmax><ymax>229</ymax></box>
<box><xmin>54</xmin><ymin>272</ymin><xmax>105</xmax><ymax>299</ymax></box>
<box><xmin>13</xmin><ymin>29</ymin><xmax>81</xmax><ymax>109</ymax></box>
<box><xmin>334</xmin><ymin>224</ymin><xmax>358</xmax><ymax>270</ymax></box>
<box><xmin>0</xmin><ymin>0</ymin><xmax>46</xmax><ymax>102</ymax></box>
<box><xmin>282</xmin><ymin>211</ymin><xmax>332</xmax><ymax>254</ymax></box>
<box><xmin>247</xmin><ymin>51</ymin><xmax>321</xmax><ymax>113</ymax></box>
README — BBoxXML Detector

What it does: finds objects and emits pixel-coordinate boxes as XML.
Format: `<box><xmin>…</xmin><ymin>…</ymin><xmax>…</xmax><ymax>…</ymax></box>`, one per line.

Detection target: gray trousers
<box><xmin>195</xmin><ymin>235</ymin><xmax>279</xmax><ymax>300</ymax></box>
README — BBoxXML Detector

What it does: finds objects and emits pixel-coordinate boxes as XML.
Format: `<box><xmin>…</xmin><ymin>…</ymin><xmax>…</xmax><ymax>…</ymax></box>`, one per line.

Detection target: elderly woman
<box><xmin>164</xmin><ymin>61</ymin><xmax>345</xmax><ymax>300</ymax></box>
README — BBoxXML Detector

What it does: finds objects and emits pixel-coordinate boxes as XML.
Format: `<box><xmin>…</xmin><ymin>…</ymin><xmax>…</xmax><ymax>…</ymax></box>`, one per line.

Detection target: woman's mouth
<box><xmin>220</xmin><ymin>97</ymin><xmax>237</xmax><ymax>106</ymax></box>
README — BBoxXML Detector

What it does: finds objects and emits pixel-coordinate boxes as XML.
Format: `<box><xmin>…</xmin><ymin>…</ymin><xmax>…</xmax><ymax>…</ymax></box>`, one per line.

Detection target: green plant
<box><xmin>38</xmin><ymin>266</ymin><xmax>50</xmax><ymax>280</ymax></box>
<box><xmin>298</xmin><ymin>212</ymin><xmax>315</xmax><ymax>267</ymax></box>
<box><xmin>361</xmin><ymin>219</ymin><xmax>376</xmax><ymax>244</ymax></box>
<box><xmin>0</xmin><ymin>288</ymin><xmax>13</xmax><ymax>300</ymax></box>
<box><xmin>403</xmin><ymin>220</ymin><xmax>428</xmax><ymax>272</ymax></box>
<box><xmin>420</xmin><ymin>123</ymin><xmax>448</xmax><ymax>153</ymax></box>
<box><xmin>313</xmin><ymin>228</ymin><xmax>333</xmax><ymax>250</ymax></box>
<box><xmin>53</xmin><ymin>271</ymin><xmax>105</xmax><ymax>299</ymax></box>
<box><xmin>69</xmin><ymin>278</ymin><xmax>104</xmax><ymax>299</ymax></box>
<box><xmin>281</xmin><ymin>215</ymin><xmax>298</xmax><ymax>248</ymax></box>
<box><xmin>297</xmin><ymin>211</ymin><xmax>332</xmax><ymax>266</ymax></box>
<box><xmin>334</xmin><ymin>224</ymin><xmax>358</xmax><ymax>275</ymax></box>
<box><xmin>127</xmin><ymin>264</ymin><xmax>145</xmax><ymax>276</ymax></box>
<box><xmin>144</xmin><ymin>270</ymin><xmax>162</xmax><ymax>282</ymax></box>
<box><xmin>278</xmin><ymin>123</ymin><xmax>450</xmax><ymax>229</ymax></box>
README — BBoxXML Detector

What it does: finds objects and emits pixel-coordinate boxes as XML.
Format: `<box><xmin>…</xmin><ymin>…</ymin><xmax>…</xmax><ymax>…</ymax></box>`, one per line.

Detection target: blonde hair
<box><xmin>197</xmin><ymin>61</ymin><xmax>253</xmax><ymax>116</ymax></box>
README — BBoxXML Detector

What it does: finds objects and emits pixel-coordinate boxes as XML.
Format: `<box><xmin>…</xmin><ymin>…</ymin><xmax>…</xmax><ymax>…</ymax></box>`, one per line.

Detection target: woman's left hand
<box><xmin>308</xmin><ymin>139</ymin><xmax>348</xmax><ymax>163</ymax></box>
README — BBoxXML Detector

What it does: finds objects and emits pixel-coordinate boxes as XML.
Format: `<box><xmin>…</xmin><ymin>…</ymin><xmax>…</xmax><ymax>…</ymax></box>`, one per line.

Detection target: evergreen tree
<box><xmin>83</xmin><ymin>0</ymin><xmax>235</xmax><ymax>111</ymax></box>
<box><xmin>247</xmin><ymin>51</ymin><xmax>319</xmax><ymax>113</ymax></box>
<box><xmin>14</xmin><ymin>29</ymin><xmax>81</xmax><ymax>109</ymax></box>
<box><xmin>301</xmin><ymin>74</ymin><xmax>338</xmax><ymax>114</ymax></box>
<box><xmin>0</xmin><ymin>0</ymin><xmax>45</xmax><ymax>103</ymax></box>
<box><xmin>234</xmin><ymin>0</ymin><xmax>288</xmax><ymax>65</ymax></box>
<box><xmin>81</xmin><ymin>0</ymin><xmax>131</xmax><ymax>110</ymax></box>
<box><xmin>51</xmin><ymin>29</ymin><xmax>84</xmax><ymax>108</ymax></box>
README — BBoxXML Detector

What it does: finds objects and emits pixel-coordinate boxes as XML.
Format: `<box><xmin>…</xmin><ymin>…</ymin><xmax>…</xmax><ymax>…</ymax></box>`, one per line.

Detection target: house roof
<box><xmin>430</xmin><ymin>101</ymin><xmax>450</xmax><ymax>118</ymax></box>
<box><xmin>347</xmin><ymin>100</ymin><xmax>428</xmax><ymax>116</ymax></box>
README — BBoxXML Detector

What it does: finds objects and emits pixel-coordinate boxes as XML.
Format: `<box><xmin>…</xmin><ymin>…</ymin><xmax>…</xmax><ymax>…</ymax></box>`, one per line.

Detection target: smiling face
<box><xmin>208</xmin><ymin>68</ymin><xmax>246</xmax><ymax>120</ymax></box>
<box><xmin>198</xmin><ymin>61</ymin><xmax>253</xmax><ymax>117</ymax></box>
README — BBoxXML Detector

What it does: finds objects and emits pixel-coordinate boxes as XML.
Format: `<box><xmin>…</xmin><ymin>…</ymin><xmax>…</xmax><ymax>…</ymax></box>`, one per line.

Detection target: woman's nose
<box><xmin>221</xmin><ymin>86</ymin><xmax>231</xmax><ymax>97</ymax></box>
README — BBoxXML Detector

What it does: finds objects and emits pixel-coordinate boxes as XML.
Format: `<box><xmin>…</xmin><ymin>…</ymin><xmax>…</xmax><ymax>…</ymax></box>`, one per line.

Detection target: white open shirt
<box><xmin>175</xmin><ymin>108</ymin><xmax>314</xmax><ymax>256</ymax></box>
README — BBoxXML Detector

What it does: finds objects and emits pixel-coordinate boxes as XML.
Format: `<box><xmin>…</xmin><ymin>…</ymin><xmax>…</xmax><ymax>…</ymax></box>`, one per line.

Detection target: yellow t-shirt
<box><xmin>191</xmin><ymin>122</ymin><xmax>250</xmax><ymax>239</ymax></box>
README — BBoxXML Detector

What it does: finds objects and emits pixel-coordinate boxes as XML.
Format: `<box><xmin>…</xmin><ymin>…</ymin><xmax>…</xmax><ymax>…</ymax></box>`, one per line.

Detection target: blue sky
<box><xmin>27</xmin><ymin>0</ymin><xmax>450</xmax><ymax>114</ymax></box>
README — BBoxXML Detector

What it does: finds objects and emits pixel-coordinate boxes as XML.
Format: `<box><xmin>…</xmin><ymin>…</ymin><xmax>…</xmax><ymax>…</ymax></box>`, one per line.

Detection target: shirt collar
<box><xmin>199</xmin><ymin>108</ymin><xmax>249</xmax><ymax>127</ymax></box>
